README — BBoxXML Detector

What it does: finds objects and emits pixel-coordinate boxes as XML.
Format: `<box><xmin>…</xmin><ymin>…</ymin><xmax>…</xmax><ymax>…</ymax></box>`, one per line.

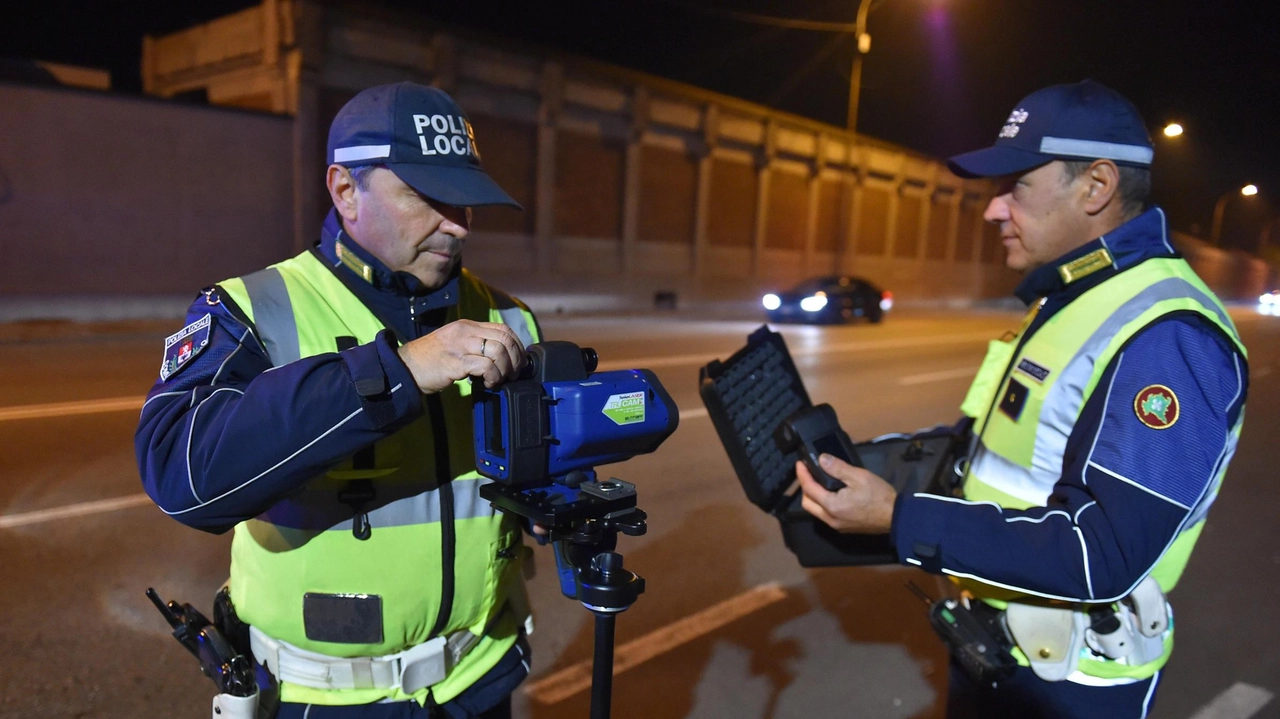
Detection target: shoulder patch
<box><xmin>1134</xmin><ymin>384</ymin><xmax>1179</xmax><ymax>429</ymax></box>
<box><xmin>161</xmin><ymin>314</ymin><xmax>213</xmax><ymax>381</ymax></box>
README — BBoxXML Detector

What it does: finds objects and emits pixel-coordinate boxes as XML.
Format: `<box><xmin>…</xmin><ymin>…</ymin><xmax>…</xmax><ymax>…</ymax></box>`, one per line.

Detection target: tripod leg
<box><xmin>590</xmin><ymin>611</ymin><xmax>617</xmax><ymax>719</ymax></box>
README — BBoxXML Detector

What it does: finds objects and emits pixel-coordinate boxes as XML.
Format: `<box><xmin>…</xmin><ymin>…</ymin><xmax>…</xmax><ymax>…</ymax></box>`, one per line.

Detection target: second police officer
<box><xmin>797</xmin><ymin>81</ymin><xmax>1249</xmax><ymax>717</ymax></box>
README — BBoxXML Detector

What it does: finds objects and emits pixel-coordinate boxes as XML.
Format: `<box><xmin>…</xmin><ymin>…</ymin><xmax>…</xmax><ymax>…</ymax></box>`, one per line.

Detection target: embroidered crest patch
<box><xmin>1134</xmin><ymin>384</ymin><xmax>1179</xmax><ymax>429</ymax></box>
<box><xmin>161</xmin><ymin>314</ymin><xmax>212</xmax><ymax>381</ymax></box>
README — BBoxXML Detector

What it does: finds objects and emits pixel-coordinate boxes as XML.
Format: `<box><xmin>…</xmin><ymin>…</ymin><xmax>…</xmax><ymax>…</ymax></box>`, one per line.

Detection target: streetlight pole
<box><xmin>1210</xmin><ymin>184</ymin><xmax>1258</xmax><ymax>247</ymax></box>
<box><xmin>846</xmin><ymin>0</ymin><xmax>874</xmax><ymax>135</ymax></box>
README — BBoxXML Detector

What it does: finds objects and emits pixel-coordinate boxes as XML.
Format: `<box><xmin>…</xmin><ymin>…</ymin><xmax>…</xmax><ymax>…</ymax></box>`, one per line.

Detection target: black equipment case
<box><xmin>698</xmin><ymin>325</ymin><xmax>961</xmax><ymax>567</ymax></box>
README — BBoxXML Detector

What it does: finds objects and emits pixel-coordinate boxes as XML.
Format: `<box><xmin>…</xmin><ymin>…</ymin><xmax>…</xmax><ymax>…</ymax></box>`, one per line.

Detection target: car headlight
<box><xmin>800</xmin><ymin>294</ymin><xmax>828</xmax><ymax>312</ymax></box>
<box><xmin>762</xmin><ymin>293</ymin><xmax>781</xmax><ymax>310</ymax></box>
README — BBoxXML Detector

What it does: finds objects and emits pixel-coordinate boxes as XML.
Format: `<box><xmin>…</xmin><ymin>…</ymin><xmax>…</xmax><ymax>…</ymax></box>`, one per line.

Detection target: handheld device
<box><xmin>776</xmin><ymin>403</ymin><xmax>862</xmax><ymax>492</ymax></box>
<box><xmin>699</xmin><ymin>325</ymin><xmax>959</xmax><ymax>566</ymax></box>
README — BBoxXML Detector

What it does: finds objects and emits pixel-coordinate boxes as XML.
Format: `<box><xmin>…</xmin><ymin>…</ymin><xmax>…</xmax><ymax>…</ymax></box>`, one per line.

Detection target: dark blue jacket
<box><xmin>891</xmin><ymin>208</ymin><xmax>1248</xmax><ymax>601</ymax></box>
<box><xmin>136</xmin><ymin>211</ymin><xmax>468</xmax><ymax>533</ymax></box>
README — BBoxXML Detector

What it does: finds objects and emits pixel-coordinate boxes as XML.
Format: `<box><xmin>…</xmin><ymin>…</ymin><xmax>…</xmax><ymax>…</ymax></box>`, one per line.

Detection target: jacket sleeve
<box><xmin>890</xmin><ymin>315</ymin><xmax>1247</xmax><ymax>601</ymax></box>
<box><xmin>134</xmin><ymin>289</ymin><xmax>424</xmax><ymax>533</ymax></box>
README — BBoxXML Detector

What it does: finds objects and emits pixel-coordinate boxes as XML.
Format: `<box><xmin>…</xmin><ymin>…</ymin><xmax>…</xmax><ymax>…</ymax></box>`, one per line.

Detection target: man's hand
<box><xmin>396</xmin><ymin>320</ymin><xmax>528</xmax><ymax>394</ymax></box>
<box><xmin>797</xmin><ymin>454</ymin><xmax>897</xmax><ymax>534</ymax></box>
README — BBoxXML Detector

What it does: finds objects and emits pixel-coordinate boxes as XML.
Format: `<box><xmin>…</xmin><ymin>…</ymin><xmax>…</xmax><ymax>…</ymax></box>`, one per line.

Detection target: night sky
<box><xmin>5</xmin><ymin>0</ymin><xmax>1278</xmax><ymax>251</ymax></box>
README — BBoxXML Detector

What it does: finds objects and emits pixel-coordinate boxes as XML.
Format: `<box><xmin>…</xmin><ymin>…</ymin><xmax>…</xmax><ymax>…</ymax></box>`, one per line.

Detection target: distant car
<box><xmin>1259</xmin><ymin>290</ymin><xmax>1280</xmax><ymax>315</ymax></box>
<box><xmin>762</xmin><ymin>275</ymin><xmax>892</xmax><ymax>324</ymax></box>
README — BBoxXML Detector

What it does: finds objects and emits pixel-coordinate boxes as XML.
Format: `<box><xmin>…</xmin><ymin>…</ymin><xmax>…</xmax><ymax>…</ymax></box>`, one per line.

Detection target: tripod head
<box><xmin>479</xmin><ymin>475</ymin><xmax>646</xmax><ymax>609</ymax></box>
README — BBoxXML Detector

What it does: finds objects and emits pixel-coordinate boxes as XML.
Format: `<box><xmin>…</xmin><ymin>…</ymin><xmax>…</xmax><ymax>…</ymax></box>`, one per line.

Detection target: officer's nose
<box><xmin>439</xmin><ymin>204</ymin><xmax>471</xmax><ymax>238</ymax></box>
<box><xmin>984</xmin><ymin>195</ymin><xmax>1011</xmax><ymax>225</ymax></box>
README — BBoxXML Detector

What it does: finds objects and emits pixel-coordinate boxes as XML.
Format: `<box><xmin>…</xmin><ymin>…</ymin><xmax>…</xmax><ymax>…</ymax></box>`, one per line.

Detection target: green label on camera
<box><xmin>603</xmin><ymin>391</ymin><xmax>645</xmax><ymax>425</ymax></box>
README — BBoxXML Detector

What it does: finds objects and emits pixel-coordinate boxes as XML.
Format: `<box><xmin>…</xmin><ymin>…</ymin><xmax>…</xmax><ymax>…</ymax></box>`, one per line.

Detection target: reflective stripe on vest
<box><xmin>969</xmin><ymin>272</ymin><xmax>1238</xmax><ymax>507</ymax></box>
<box><xmin>217</xmin><ymin>253</ymin><xmax>539</xmax><ymax>706</ymax></box>
<box><xmin>240</xmin><ymin>267</ymin><xmax>301</xmax><ymax>366</ymax></box>
<box><xmin>956</xmin><ymin>256</ymin><xmax>1245</xmax><ymax>681</ymax></box>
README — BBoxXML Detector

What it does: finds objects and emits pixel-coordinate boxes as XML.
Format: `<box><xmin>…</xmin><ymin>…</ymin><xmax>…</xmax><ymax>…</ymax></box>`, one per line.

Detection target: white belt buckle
<box><xmin>398</xmin><ymin>636</ymin><xmax>448</xmax><ymax>694</ymax></box>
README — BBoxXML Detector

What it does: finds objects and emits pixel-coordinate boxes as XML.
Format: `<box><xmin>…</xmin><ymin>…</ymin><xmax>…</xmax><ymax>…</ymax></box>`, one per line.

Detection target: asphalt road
<box><xmin>0</xmin><ymin>308</ymin><xmax>1276</xmax><ymax>719</ymax></box>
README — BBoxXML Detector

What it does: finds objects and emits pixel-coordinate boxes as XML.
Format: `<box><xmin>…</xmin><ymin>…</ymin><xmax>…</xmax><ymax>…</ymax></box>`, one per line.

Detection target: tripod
<box><xmin>479</xmin><ymin>476</ymin><xmax>647</xmax><ymax>719</ymax></box>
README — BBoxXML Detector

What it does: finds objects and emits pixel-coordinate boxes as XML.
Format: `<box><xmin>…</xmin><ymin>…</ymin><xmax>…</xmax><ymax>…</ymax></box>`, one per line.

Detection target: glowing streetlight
<box><xmin>846</xmin><ymin>0</ymin><xmax>874</xmax><ymax>134</ymax></box>
<box><xmin>1162</xmin><ymin>123</ymin><xmax>1183</xmax><ymax>138</ymax></box>
<box><xmin>1211</xmin><ymin>185</ymin><xmax>1260</xmax><ymax>246</ymax></box>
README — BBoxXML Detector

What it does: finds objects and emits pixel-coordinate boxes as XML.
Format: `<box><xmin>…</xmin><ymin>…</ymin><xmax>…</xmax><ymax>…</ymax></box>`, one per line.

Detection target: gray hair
<box><xmin>346</xmin><ymin>164</ymin><xmax>385</xmax><ymax>191</ymax></box>
<box><xmin>1061</xmin><ymin>160</ymin><xmax>1150</xmax><ymax>218</ymax></box>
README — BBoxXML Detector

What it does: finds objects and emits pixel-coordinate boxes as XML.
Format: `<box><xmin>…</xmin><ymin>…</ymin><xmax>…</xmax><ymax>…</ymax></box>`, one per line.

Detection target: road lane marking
<box><xmin>899</xmin><ymin>366</ymin><xmax>979</xmax><ymax>386</ymax></box>
<box><xmin>678</xmin><ymin>407</ymin><xmax>708</xmax><ymax>421</ymax></box>
<box><xmin>1188</xmin><ymin>682</ymin><xmax>1274</xmax><ymax>719</ymax></box>
<box><xmin>0</xmin><ymin>396</ymin><xmax>143</xmax><ymax>422</ymax></box>
<box><xmin>525</xmin><ymin>582</ymin><xmax>788</xmax><ymax>704</ymax></box>
<box><xmin>1</xmin><ymin>331</ymin><xmax>995</xmax><ymax>423</ymax></box>
<box><xmin>0</xmin><ymin>493</ymin><xmax>153</xmax><ymax>529</ymax></box>
<box><xmin>597</xmin><ymin>331</ymin><xmax>994</xmax><ymax>371</ymax></box>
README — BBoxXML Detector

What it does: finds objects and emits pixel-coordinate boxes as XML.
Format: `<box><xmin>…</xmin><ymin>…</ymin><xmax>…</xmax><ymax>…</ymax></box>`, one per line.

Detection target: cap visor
<box><xmin>946</xmin><ymin>145</ymin><xmax>1053</xmax><ymax>179</ymax></box>
<box><xmin>388</xmin><ymin>163</ymin><xmax>523</xmax><ymax>210</ymax></box>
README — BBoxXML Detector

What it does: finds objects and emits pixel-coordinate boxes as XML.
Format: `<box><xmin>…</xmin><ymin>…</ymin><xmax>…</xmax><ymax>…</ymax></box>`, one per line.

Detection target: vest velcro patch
<box><xmin>999</xmin><ymin>378</ymin><xmax>1030</xmax><ymax>421</ymax></box>
<box><xmin>1015</xmin><ymin>358</ymin><xmax>1051</xmax><ymax>383</ymax></box>
<box><xmin>160</xmin><ymin>314</ymin><xmax>212</xmax><ymax>381</ymax></box>
<box><xmin>1134</xmin><ymin>384</ymin><xmax>1179</xmax><ymax>429</ymax></box>
<box><xmin>303</xmin><ymin>592</ymin><xmax>384</xmax><ymax>644</ymax></box>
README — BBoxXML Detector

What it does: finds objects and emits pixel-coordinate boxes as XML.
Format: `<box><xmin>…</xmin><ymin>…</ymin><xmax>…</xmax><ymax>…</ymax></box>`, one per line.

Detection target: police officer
<box><xmin>136</xmin><ymin>82</ymin><xmax>541</xmax><ymax>718</ymax></box>
<box><xmin>797</xmin><ymin>81</ymin><xmax>1248</xmax><ymax>717</ymax></box>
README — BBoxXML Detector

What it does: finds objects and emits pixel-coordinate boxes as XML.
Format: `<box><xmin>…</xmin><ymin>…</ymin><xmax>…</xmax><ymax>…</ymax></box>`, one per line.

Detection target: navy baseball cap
<box><xmin>327</xmin><ymin>82</ymin><xmax>521</xmax><ymax>209</ymax></box>
<box><xmin>947</xmin><ymin>80</ymin><xmax>1154</xmax><ymax>179</ymax></box>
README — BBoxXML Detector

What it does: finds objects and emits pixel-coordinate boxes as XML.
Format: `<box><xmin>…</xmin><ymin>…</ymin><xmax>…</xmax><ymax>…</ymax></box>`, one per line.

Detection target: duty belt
<box><xmin>1002</xmin><ymin>575</ymin><xmax>1170</xmax><ymax>682</ymax></box>
<box><xmin>249</xmin><ymin>625</ymin><xmax>481</xmax><ymax>694</ymax></box>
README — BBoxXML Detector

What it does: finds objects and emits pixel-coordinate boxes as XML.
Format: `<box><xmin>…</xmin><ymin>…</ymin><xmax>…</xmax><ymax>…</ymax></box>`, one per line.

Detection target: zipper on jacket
<box><xmin>426</xmin><ymin>394</ymin><xmax>456</xmax><ymax>639</ymax></box>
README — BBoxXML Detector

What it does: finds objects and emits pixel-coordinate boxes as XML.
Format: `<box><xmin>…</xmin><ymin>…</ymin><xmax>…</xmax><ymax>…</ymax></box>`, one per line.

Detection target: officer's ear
<box><xmin>326</xmin><ymin>164</ymin><xmax>360</xmax><ymax>223</ymax></box>
<box><xmin>1081</xmin><ymin>159</ymin><xmax>1121</xmax><ymax>216</ymax></box>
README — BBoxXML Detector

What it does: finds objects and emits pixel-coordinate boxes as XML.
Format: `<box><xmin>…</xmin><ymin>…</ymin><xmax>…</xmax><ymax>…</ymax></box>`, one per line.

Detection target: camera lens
<box><xmin>581</xmin><ymin>347</ymin><xmax>599</xmax><ymax>373</ymax></box>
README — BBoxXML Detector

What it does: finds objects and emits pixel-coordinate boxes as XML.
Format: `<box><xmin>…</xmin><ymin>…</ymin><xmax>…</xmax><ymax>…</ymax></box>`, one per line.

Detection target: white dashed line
<box><xmin>1188</xmin><ymin>682</ymin><xmax>1274</xmax><ymax>719</ymax></box>
<box><xmin>0</xmin><ymin>494</ymin><xmax>153</xmax><ymax>529</ymax></box>
<box><xmin>597</xmin><ymin>331</ymin><xmax>994</xmax><ymax>371</ymax></box>
<box><xmin>0</xmin><ymin>396</ymin><xmax>143</xmax><ymax>422</ymax></box>
<box><xmin>898</xmin><ymin>366</ymin><xmax>979</xmax><ymax>386</ymax></box>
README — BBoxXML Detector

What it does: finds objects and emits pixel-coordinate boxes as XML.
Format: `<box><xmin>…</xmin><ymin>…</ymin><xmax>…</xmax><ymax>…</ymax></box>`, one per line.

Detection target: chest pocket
<box><xmin>981</xmin><ymin>352</ymin><xmax>1058</xmax><ymax>469</ymax></box>
<box><xmin>961</xmin><ymin>339</ymin><xmax>1016</xmax><ymax>425</ymax></box>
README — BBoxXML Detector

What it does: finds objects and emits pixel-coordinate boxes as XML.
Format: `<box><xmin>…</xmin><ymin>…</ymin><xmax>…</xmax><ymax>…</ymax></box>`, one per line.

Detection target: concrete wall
<box><xmin>138</xmin><ymin>0</ymin><xmax>1024</xmax><ymax>310</ymax></box>
<box><xmin>2</xmin><ymin>5</ymin><xmax>1268</xmax><ymax>317</ymax></box>
<box><xmin>0</xmin><ymin>82</ymin><xmax>293</xmax><ymax>299</ymax></box>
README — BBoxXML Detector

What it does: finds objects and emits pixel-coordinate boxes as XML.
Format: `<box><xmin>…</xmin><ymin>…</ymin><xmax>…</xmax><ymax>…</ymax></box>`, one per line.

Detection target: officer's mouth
<box><xmin>420</xmin><ymin>244</ymin><xmax>459</xmax><ymax>261</ymax></box>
